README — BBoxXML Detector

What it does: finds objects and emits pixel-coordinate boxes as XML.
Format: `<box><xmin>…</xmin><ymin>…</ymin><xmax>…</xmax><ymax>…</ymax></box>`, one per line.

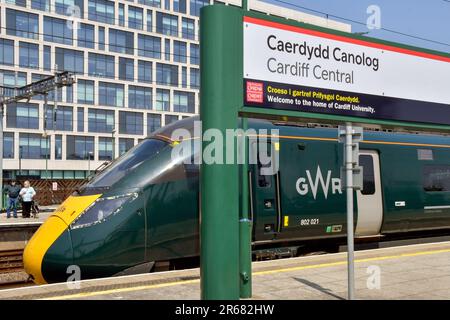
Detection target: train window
<box><xmin>84</xmin><ymin>139</ymin><xmax>168</xmax><ymax>190</ymax></box>
<box><xmin>359</xmin><ymin>155</ymin><xmax>375</xmax><ymax>195</ymax></box>
<box><xmin>423</xmin><ymin>165</ymin><xmax>450</xmax><ymax>192</ymax></box>
<box><xmin>257</xmin><ymin>142</ymin><xmax>273</xmax><ymax>188</ymax></box>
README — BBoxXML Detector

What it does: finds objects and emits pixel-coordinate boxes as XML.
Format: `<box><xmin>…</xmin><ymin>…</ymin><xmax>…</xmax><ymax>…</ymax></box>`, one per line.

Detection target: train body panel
<box><xmin>23</xmin><ymin>116</ymin><xmax>450</xmax><ymax>283</ymax></box>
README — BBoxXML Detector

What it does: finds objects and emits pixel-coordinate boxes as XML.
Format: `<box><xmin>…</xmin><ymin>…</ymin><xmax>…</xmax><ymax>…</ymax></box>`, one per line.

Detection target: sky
<box><xmin>262</xmin><ymin>0</ymin><xmax>450</xmax><ymax>53</ymax></box>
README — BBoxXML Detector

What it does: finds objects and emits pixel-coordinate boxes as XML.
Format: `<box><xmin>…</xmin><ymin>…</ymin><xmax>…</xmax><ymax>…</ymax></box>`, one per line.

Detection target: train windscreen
<box><xmin>82</xmin><ymin>139</ymin><xmax>168</xmax><ymax>191</ymax></box>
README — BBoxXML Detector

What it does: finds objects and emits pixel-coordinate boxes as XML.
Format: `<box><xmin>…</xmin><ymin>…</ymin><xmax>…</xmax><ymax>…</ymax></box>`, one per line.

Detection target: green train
<box><xmin>23</xmin><ymin>116</ymin><xmax>450</xmax><ymax>284</ymax></box>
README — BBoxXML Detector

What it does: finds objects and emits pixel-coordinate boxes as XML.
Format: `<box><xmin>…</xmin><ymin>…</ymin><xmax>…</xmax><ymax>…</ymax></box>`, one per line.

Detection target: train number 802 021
<box><xmin>300</xmin><ymin>218</ymin><xmax>320</xmax><ymax>226</ymax></box>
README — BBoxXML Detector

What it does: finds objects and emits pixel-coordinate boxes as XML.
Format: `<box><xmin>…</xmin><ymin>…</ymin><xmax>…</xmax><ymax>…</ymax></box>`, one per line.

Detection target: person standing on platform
<box><xmin>20</xmin><ymin>181</ymin><xmax>36</xmax><ymax>218</ymax></box>
<box><xmin>3</xmin><ymin>180</ymin><xmax>21</xmax><ymax>219</ymax></box>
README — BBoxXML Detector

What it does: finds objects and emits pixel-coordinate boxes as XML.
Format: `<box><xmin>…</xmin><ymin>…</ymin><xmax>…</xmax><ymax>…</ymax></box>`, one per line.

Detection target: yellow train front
<box><xmin>24</xmin><ymin>118</ymin><xmax>199</xmax><ymax>284</ymax></box>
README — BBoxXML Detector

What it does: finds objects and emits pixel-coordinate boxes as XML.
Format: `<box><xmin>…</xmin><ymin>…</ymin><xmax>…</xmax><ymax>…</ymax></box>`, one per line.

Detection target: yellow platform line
<box><xmin>41</xmin><ymin>247</ymin><xmax>450</xmax><ymax>300</ymax></box>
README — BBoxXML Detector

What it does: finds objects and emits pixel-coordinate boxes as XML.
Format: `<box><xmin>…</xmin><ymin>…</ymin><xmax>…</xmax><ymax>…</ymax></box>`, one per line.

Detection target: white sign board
<box><xmin>243</xmin><ymin>16</ymin><xmax>450</xmax><ymax>125</ymax></box>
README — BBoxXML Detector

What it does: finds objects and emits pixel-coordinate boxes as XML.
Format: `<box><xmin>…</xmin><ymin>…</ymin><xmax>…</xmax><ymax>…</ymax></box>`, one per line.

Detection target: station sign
<box><xmin>243</xmin><ymin>16</ymin><xmax>450</xmax><ymax>126</ymax></box>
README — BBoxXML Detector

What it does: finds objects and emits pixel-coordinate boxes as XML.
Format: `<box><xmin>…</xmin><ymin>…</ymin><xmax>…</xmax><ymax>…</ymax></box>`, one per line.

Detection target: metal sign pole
<box><xmin>339</xmin><ymin>123</ymin><xmax>363</xmax><ymax>300</ymax></box>
<box><xmin>345</xmin><ymin>122</ymin><xmax>355</xmax><ymax>300</ymax></box>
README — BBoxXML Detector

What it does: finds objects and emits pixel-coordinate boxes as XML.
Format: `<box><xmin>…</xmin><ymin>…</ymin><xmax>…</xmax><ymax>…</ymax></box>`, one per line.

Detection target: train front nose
<box><xmin>23</xmin><ymin>216</ymin><xmax>73</xmax><ymax>284</ymax></box>
<box><xmin>23</xmin><ymin>194</ymin><xmax>101</xmax><ymax>284</ymax></box>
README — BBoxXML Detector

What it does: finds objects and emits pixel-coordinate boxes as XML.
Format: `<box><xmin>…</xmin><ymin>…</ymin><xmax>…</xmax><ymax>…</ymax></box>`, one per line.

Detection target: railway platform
<box><xmin>0</xmin><ymin>241</ymin><xmax>449</xmax><ymax>300</ymax></box>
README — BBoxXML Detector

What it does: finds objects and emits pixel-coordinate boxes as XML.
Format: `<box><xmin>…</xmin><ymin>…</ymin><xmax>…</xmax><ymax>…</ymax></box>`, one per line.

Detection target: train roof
<box><xmin>148</xmin><ymin>115</ymin><xmax>450</xmax><ymax>148</ymax></box>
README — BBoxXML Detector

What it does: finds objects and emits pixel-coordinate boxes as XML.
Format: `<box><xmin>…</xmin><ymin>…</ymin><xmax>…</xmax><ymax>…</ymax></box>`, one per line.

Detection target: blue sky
<box><xmin>263</xmin><ymin>0</ymin><xmax>450</xmax><ymax>53</ymax></box>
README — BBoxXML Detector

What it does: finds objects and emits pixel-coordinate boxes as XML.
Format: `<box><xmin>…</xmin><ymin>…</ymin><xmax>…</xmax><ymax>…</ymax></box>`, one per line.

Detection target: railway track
<box><xmin>0</xmin><ymin>249</ymin><xmax>24</xmax><ymax>273</ymax></box>
<box><xmin>0</xmin><ymin>249</ymin><xmax>33</xmax><ymax>289</ymax></box>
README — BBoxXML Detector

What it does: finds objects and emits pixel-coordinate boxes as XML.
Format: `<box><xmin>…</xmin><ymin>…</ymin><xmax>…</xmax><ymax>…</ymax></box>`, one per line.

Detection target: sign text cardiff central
<box><xmin>243</xmin><ymin>16</ymin><xmax>450</xmax><ymax>126</ymax></box>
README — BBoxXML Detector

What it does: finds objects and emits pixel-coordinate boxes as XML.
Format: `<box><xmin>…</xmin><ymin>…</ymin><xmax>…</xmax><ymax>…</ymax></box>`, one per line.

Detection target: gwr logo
<box><xmin>296</xmin><ymin>166</ymin><xmax>342</xmax><ymax>200</ymax></box>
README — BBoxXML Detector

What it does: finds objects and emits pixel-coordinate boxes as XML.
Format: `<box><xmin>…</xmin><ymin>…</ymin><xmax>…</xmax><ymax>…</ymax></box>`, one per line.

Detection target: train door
<box><xmin>249</xmin><ymin>140</ymin><xmax>281</xmax><ymax>241</ymax></box>
<box><xmin>356</xmin><ymin>150</ymin><xmax>383</xmax><ymax>236</ymax></box>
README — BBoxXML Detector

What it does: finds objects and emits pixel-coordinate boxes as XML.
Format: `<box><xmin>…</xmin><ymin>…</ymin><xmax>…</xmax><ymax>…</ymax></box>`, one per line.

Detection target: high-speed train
<box><xmin>23</xmin><ymin>116</ymin><xmax>450</xmax><ymax>284</ymax></box>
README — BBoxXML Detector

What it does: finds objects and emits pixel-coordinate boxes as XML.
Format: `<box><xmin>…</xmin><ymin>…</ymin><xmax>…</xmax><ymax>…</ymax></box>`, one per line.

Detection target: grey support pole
<box><xmin>345</xmin><ymin>122</ymin><xmax>355</xmax><ymax>300</ymax></box>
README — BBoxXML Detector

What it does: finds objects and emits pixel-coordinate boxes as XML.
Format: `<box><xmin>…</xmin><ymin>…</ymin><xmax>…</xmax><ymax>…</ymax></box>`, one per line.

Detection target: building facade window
<box><xmin>147</xmin><ymin>114</ymin><xmax>161</xmax><ymax>134</ymax></box>
<box><xmin>156</xmin><ymin>12</ymin><xmax>178</xmax><ymax>36</ymax></box>
<box><xmin>66</xmin><ymin>86</ymin><xmax>73</xmax><ymax>103</ymax></box>
<box><xmin>119</xmin><ymin>138</ymin><xmax>134</xmax><ymax>155</ymax></box>
<box><xmin>190</xmin><ymin>0</ymin><xmax>209</xmax><ymax>17</ymax></box>
<box><xmin>98</xmin><ymin>26</ymin><xmax>105</xmax><ymax>50</ymax></box>
<box><xmin>5</xmin><ymin>0</ymin><xmax>27</xmax><ymax>7</ymax></box>
<box><xmin>129</xmin><ymin>86</ymin><xmax>152</xmax><ymax>110</ymax></box>
<box><xmin>156</xmin><ymin>63</ymin><xmax>178</xmax><ymax>86</ymax></box>
<box><xmin>88</xmin><ymin>53</ymin><xmax>115</xmax><ymax>78</ymax></box>
<box><xmin>98</xmin><ymin>137</ymin><xmax>113</xmax><ymax>160</ymax></box>
<box><xmin>3</xmin><ymin>133</ymin><xmax>14</xmax><ymax>159</ymax></box>
<box><xmin>77</xmin><ymin>107</ymin><xmax>84</xmax><ymax>132</ymax></box>
<box><xmin>165</xmin><ymin>39</ymin><xmax>171</xmax><ymax>61</ymax></box>
<box><xmin>174</xmin><ymin>41</ymin><xmax>187</xmax><ymax>63</ymax></box>
<box><xmin>138</xmin><ymin>60</ymin><xmax>152</xmax><ymax>83</ymax></box>
<box><xmin>31</xmin><ymin>0</ymin><xmax>50</xmax><ymax>11</ymax></box>
<box><xmin>66</xmin><ymin>135</ymin><xmax>94</xmax><ymax>160</ymax></box>
<box><xmin>55</xmin><ymin>0</ymin><xmax>84</xmax><ymax>17</ymax></box>
<box><xmin>190</xmin><ymin>43</ymin><xmax>200</xmax><ymax>65</ymax></box>
<box><xmin>119</xmin><ymin>111</ymin><xmax>143</xmax><ymax>135</ymax></box>
<box><xmin>19</xmin><ymin>133</ymin><xmax>50</xmax><ymax>159</ymax></box>
<box><xmin>7</xmin><ymin>103</ymin><xmax>39</xmax><ymax>129</ymax></box>
<box><xmin>19</xmin><ymin>42</ymin><xmax>39</xmax><ymax>69</ymax></box>
<box><xmin>190</xmin><ymin>68</ymin><xmax>200</xmax><ymax>88</ymax></box>
<box><xmin>78</xmin><ymin>23</ymin><xmax>95</xmax><ymax>49</ymax></box>
<box><xmin>98</xmin><ymin>82</ymin><xmax>124</xmax><ymax>107</ymax></box>
<box><xmin>155</xmin><ymin>88</ymin><xmax>170</xmax><ymax>111</ymax></box>
<box><xmin>173</xmin><ymin>91</ymin><xmax>195</xmax><ymax>113</ymax></box>
<box><xmin>181</xmin><ymin>66</ymin><xmax>187</xmax><ymax>88</ymax></box>
<box><xmin>88</xmin><ymin>0</ymin><xmax>115</xmax><ymax>24</ymax></box>
<box><xmin>174</xmin><ymin>0</ymin><xmax>187</xmax><ymax>13</ymax></box>
<box><xmin>55</xmin><ymin>48</ymin><xmax>84</xmax><ymax>74</ymax></box>
<box><xmin>165</xmin><ymin>114</ymin><xmax>179</xmax><ymax>125</ymax></box>
<box><xmin>44</xmin><ymin>16</ymin><xmax>73</xmax><ymax>45</ymax></box>
<box><xmin>55</xmin><ymin>135</ymin><xmax>62</xmax><ymax>159</ymax></box>
<box><xmin>45</xmin><ymin>106</ymin><xmax>73</xmax><ymax>131</ymax></box>
<box><xmin>138</xmin><ymin>34</ymin><xmax>161</xmax><ymax>59</ymax></box>
<box><xmin>119</xmin><ymin>57</ymin><xmax>134</xmax><ymax>81</ymax></box>
<box><xmin>118</xmin><ymin>3</ymin><xmax>125</xmax><ymax>26</ymax></box>
<box><xmin>43</xmin><ymin>46</ymin><xmax>51</xmax><ymax>71</ymax></box>
<box><xmin>109</xmin><ymin>29</ymin><xmax>134</xmax><ymax>55</ymax></box>
<box><xmin>6</xmin><ymin>9</ymin><xmax>39</xmax><ymax>40</ymax></box>
<box><xmin>0</xmin><ymin>39</ymin><xmax>14</xmax><ymax>66</ymax></box>
<box><xmin>147</xmin><ymin>10</ymin><xmax>153</xmax><ymax>32</ymax></box>
<box><xmin>182</xmin><ymin>17</ymin><xmax>195</xmax><ymax>40</ymax></box>
<box><xmin>138</xmin><ymin>0</ymin><xmax>161</xmax><ymax>8</ymax></box>
<box><xmin>77</xmin><ymin>79</ymin><xmax>95</xmax><ymax>104</ymax></box>
<box><xmin>129</xmin><ymin>6</ymin><xmax>144</xmax><ymax>30</ymax></box>
<box><xmin>0</xmin><ymin>70</ymin><xmax>26</xmax><ymax>87</ymax></box>
<box><xmin>88</xmin><ymin>108</ymin><xmax>114</xmax><ymax>133</ymax></box>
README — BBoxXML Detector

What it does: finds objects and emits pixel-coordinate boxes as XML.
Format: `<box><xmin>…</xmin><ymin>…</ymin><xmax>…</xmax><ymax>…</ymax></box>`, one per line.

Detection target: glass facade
<box><xmin>66</xmin><ymin>135</ymin><xmax>94</xmax><ymax>160</ymax></box>
<box><xmin>119</xmin><ymin>111</ymin><xmax>143</xmax><ymax>135</ymax></box>
<box><xmin>1</xmin><ymin>0</ymin><xmax>206</xmax><ymax>176</ymax></box>
<box><xmin>19</xmin><ymin>133</ymin><xmax>50</xmax><ymax>159</ymax></box>
<box><xmin>88</xmin><ymin>108</ymin><xmax>115</xmax><ymax>133</ymax></box>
